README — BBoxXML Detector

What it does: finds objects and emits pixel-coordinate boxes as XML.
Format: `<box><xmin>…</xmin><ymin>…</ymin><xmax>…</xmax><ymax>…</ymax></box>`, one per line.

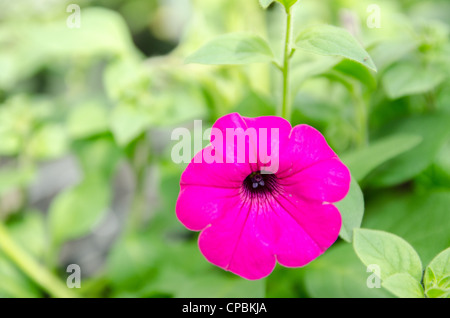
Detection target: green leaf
<box><xmin>332</xmin><ymin>59</ymin><xmax>377</xmax><ymax>91</ymax></box>
<box><xmin>424</xmin><ymin>248</ymin><xmax>450</xmax><ymax>293</ymax></box>
<box><xmin>67</xmin><ymin>101</ymin><xmax>109</xmax><ymax>139</ymax></box>
<box><xmin>426</xmin><ymin>288</ymin><xmax>449</xmax><ymax>298</ymax></box>
<box><xmin>341</xmin><ymin>134</ymin><xmax>422</xmax><ymax>182</ymax></box>
<box><xmin>294</xmin><ymin>25</ymin><xmax>377</xmax><ymax>71</ymax></box>
<box><xmin>27</xmin><ymin>124</ymin><xmax>68</xmax><ymax>160</ymax></box>
<box><xmin>369</xmin><ymin>40</ymin><xmax>418</xmax><ymax>72</ymax></box>
<box><xmin>304</xmin><ymin>243</ymin><xmax>392</xmax><ymax>298</ymax></box>
<box><xmin>440</xmin><ymin>276</ymin><xmax>450</xmax><ymax>289</ymax></box>
<box><xmin>276</xmin><ymin>0</ymin><xmax>298</xmax><ymax>11</ymax></box>
<box><xmin>110</xmin><ymin>104</ymin><xmax>152</xmax><ymax>146</ymax></box>
<box><xmin>368</xmin><ymin>114</ymin><xmax>450</xmax><ymax>187</ymax></box>
<box><xmin>424</xmin><ymin>268</ymin><xmax>437</xmax><ymax>290</ymax></box>
<box><xmin>336</xmin><ymin>176</ymin><xmax>364</xmax><ymax>242</ymax></box>
<box><xmin>383</xmin><ymin>62</ymin><xmax>446</xmax><ymax>99</ymax></box>
<box><xmin>233</xmin><ymin>91</ymin><xmax>275</xmax><ymax>117</ymax></box>
<box><xmin>48</xmin><ymin>176</ymin><xmax>111</xmax><ymax>246</ymax></box>
<box><xmin>9</xmin><ymin>211</ymin><xmax>46</xmax><ymax>258</ymax></box>
<box><xmin>186</xmin><ymin>33</ymin><xmax>274</xmax><ymax>65</ymax></box>
<box><xmin>259</xmin><ymin>0</ymin><xmax>274</xmax><ymax>9</ymax></box>
<box><xmin>107</xmin><ymin>232</ymin><xmax>158</xmax><ymax>291</ymax></box>
<box><xmin>382</xmin><ymin>273</ymin><xmax>424</xmax><ymax>298</ymax></box>
<box><xmin>74</xmin><ymin>137</ymin><xmax>122</xmax><ymax>178</ymax></box>
<box><xmin>364</xmin><ymin>191</ymin><xmax>450</xmax><ymax>266</ymax></box>
<box><xmin>353</xmin><ymin>229</ymin><xmax>423</xmax><ymax>281</ymax></box>
<box><xmin>259</xmin><ymin>0</ymin><xmax>298</xmax><ymax>11</ymax></box>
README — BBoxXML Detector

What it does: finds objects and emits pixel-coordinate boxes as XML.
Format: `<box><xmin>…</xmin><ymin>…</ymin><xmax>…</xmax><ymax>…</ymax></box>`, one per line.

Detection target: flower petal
<box><xmin>281</xmin><ymin>157</ymin><xmax>350</xmax><ymax>203</ymax></box>
<box><xmin>278</xmin><ymin>124</ymin><xmax>337</xmax><ymax>179</ymax></box>
<box><xmin>180</xmin><ymin>146</ymin><xmax>249</xmax><ymax>188</ymax></box>
<box><xmin>198</xmin><ymin>201</ymin><xmax>277</xmax><ymax>280</ymax></box>
<box><xmin>211</xmin><ymin>113</ymin><xmax>292</xmax><ymax>174</ymax></box>
<box><xmin>176</xmin><ymin>184</ymin><xmax>240</xmax><ymax>231</ymax></box>
<box><xmin>211</xmin><ymin>113</ymin><xmax>258</xmax><ymax>167</ymax></box>
<box><xmin>243</xmin><ymin>116</ymin><xmax>292</xmax><ymax>174</ymax></box>
<box><xmin>271</xmin><ymin>195</ymin><xmax>342</xmax><ymax>267</ymax></box>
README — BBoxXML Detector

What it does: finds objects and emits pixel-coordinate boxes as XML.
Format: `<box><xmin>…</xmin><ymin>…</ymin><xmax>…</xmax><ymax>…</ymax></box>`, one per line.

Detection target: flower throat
<box><xmin>242</xmin><ymin>171</ymin><xmax>278</xmax><ymax>198</ymax></box>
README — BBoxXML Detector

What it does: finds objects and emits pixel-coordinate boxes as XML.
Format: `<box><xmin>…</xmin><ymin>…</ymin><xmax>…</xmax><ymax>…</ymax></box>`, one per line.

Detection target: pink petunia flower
<box><xmin>176</xmin><ymin>113</ymin><xmax>350</xmax><ymax>280</ymax></box>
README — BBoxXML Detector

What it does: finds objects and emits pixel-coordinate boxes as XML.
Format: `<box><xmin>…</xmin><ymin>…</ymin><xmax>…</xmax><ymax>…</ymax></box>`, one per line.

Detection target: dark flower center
<box><xmin>242</xmin><ymin>171</ymin><xmax>279</xmax><ymax>199</ymax></box>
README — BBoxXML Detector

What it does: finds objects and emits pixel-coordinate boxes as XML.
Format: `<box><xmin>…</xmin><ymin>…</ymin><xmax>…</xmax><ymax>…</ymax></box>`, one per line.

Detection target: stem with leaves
<box><xmin>280</xmin><ymin>7</ymin><xmax>294</xmax><ymax>121</ymax></box>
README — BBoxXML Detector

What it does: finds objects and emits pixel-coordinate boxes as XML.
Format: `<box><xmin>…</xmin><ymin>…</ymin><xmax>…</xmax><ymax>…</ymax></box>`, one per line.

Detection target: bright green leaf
<box><xmin>341</xmin><ymin>134</ymin><xmax>422</xmax><ymax>182</ymax></box>
<box><xmin>426</xmin><ymin>288</ymin><xmax>449</xmax><ymax>298</ymax></box>
<box><xmin>439</xmin><ymin>276</ymin><xmax>450</xmax><ymax>289</ymax></box>
<box><xmin>110</xmin><ymin>104</ymin><xmax>152</xmax><ymax>146</ymax></box>
<box><xmin>424</xmin><ymin>247</ymin><xmax>450</xmax><ymax>294</ymax></box>
<box><xmin>295</xmin><ymin>25</ymin><xmax>377</xmax><ymax>71</ymax></box>
<box><xmin>353</xmin><ymin>229</ymin><xmax>423</xmax><ymax>281</ymax></box>
<box><xmin>27</xmin><ymin>124</ymin><xmax>68</xmax><ymax>160</ymax></box>
<box><xmin>424</xmin><ymin>268</ymin><xmax>437</xmax><ymax>290</ymax></box>
<box><xmin>332</xmin><ymin>59</ymin><xmax>377</xmax><ymax>91</ymax></box>
<box><xmin>74</xmin><ymin>137</ymin><xmax>122</xmax><ymax>178</ymax></box>
<box><xmin>107</xmin><ymin>232</ymin><xmax>158</xmax><ymax>291</ymax></box>
<box><xmin>336</xmin><ymin>176</ymin><xmax>364</xmax><ymax>242</ymax></box>
<box><xmin>67</xmin><ymin>101</ymin><xmax>109</xmax><ymax>139</ymax></box>
<box><xmin>9</xmin><ymin>211</ymin><xmax>46</xmax><ymax>258</ymax></box>
<box><xmin>276</xmin><ymin>0</ymin><xmax>298</xmax><ymax>11</ymax></box>
<box><xmin>49</xmin><ymin>176</ymin><xmax>111</xmax><ymax>246</ymax></box>
<box><xmin>382</xmin><ymin>273</ymin><xmax>424</xmax><ymax>298</ymax></box>
<box><xmin>186</xmin><ymin>33</ymin><xmax>274</xmax><ymax>65</ymax></box>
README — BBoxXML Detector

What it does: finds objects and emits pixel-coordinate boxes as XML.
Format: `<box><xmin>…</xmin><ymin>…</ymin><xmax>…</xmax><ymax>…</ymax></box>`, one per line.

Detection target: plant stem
<box><xmin>353</xmin><ymin>92</ymin><xmax>369</xmax><ymax>148</ymax></box>
<box><xmin>0</xmin><ymin>222</ymin><xmax>78</xmax><ymax>298</ymax></box>
<box><xmin>280</xmin><ymin>7</ymin><xmax>293</xmax><ymax>121</ymax></box>
<box><xmin>127</xmin><ymin>133</ymin><xmax>151</xmax><ymax>232</ymax></box>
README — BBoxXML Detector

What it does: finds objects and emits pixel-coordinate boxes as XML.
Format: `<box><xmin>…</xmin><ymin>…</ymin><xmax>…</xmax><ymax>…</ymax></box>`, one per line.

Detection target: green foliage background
<box><xmin>0</xmin><ymin>0</ymin><xmax>449</xmax><ymax>298</ymax></box>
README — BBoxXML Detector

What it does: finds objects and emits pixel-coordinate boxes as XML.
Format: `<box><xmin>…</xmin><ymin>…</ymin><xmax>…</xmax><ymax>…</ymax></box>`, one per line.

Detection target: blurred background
<box><xmin>0</xmin><ymin>0</ymin><xmax>449</xmax><ymax>297</ymax></box>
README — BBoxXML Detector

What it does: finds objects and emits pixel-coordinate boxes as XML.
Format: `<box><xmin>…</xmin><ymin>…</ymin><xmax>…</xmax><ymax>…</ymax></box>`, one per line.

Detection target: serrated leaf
<box><xmin>424</xmin><ymin>248</ymin><xmax>450</xmax><ymax>291</ymax></box>
<box><xmin>341</xmin><ymin>134</ymin><xmax>422</xmax><ymax>182</ymax></box>
<box><xmin>295</xmin><ymin>25</ymin><xmax>377</xmax><ymax>71</ymax></box>
<box><xmin>186</xmin><ymin>33</ymin><xmax>274</xmax><ymax>65</ymax></box>
<box><xmin>353</xmin><ymin>229</ymin><xmax>423</xmax><ymax>281</ymax></box>
<box><xmin>424</xmin><ymin>268</ymin><xmax>437</xmax><ymax>290</ymax></box>
<box><xmin>382</xmin><ymin>273</ymin><xmax>424</xmax><ymax>298</ymax></box>
<box><xmin>439</xmin><ymin>276</ymin><xmax>450</xmax><ymax>289</ymax></box>
<box><xmin>336</xmin><ymin>176</ymin><xmax>364</xmax><ymax>242</ymax></box>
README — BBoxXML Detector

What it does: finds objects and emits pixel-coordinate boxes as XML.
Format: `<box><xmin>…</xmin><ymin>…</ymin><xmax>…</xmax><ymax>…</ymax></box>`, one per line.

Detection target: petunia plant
<box><xmin>175</xmin><ymin>0</ymin><xmax>449</xmax><ymax>298</ymax></box>
<box><xmin>178</xmin><ymin>0</ymin><xmax>370</xmax><ymax>279</ymax></box>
